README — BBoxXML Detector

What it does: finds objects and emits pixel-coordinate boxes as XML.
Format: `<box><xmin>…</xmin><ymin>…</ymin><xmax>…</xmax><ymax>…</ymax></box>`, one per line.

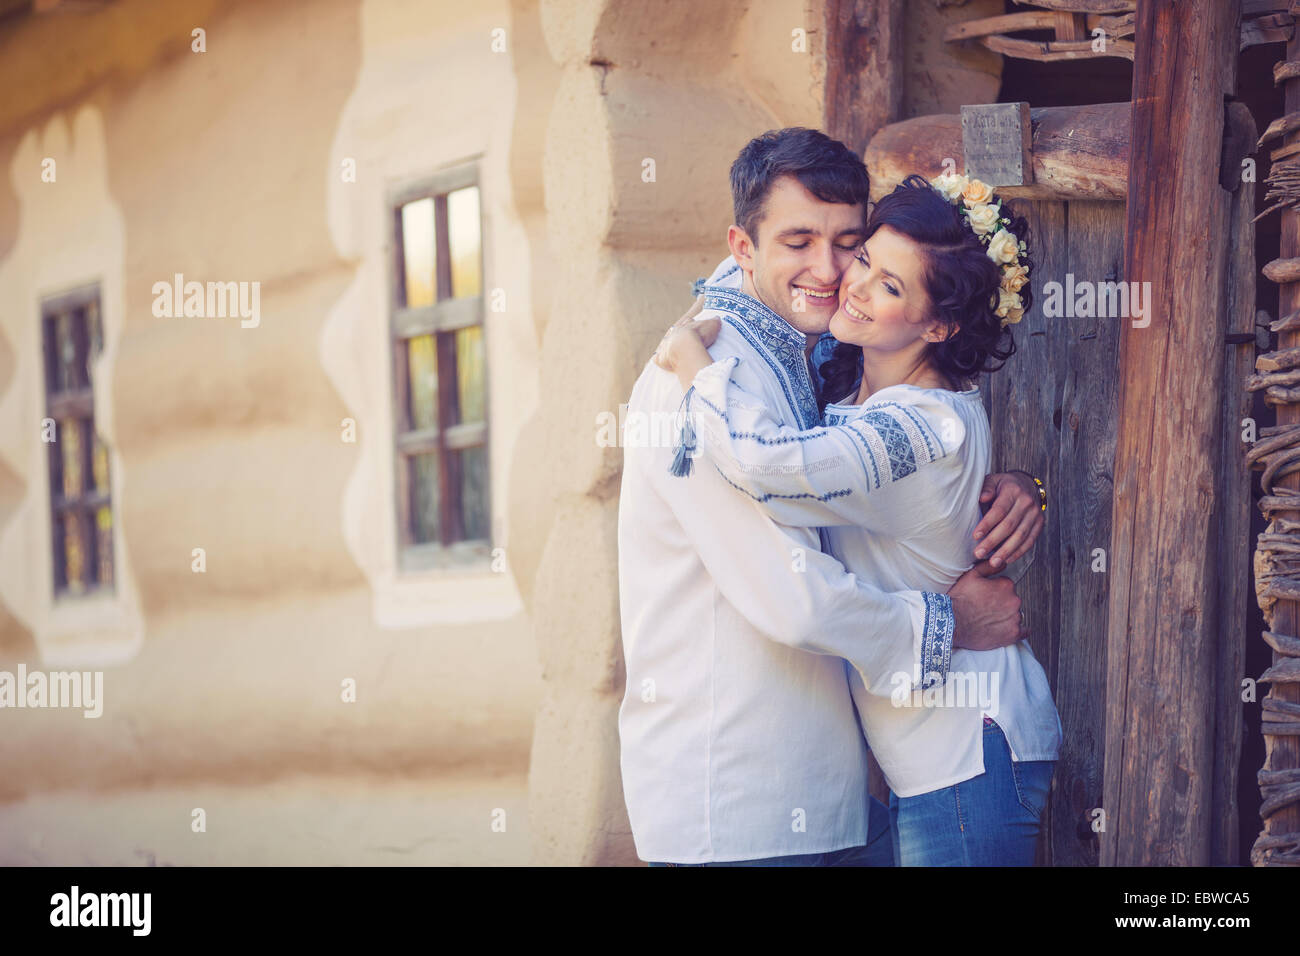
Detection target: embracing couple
<box><xmin>616</xmin><ymin>127</ymin><xmax>1063</xmax><ymax>867</ymax></box>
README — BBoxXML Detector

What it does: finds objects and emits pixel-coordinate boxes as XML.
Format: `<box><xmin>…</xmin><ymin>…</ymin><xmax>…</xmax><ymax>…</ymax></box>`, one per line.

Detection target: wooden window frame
<box><xmin>387</xmin><ymin>165</ymin><xmax>492</xmax><ymax>573</ymax></box>
<box><xmin>40</xmin><ymin>282</ymin><xmax>115</xmax><ymax>600</ymax></box>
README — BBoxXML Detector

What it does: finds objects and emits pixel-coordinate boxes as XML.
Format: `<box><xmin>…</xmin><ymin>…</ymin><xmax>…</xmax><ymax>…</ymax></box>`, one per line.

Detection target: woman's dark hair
<box><xmin>730</xmin><ymin>128</ymin><xmax>871</xmax><ymax>242</ymax></box>
<box><xmin>818</xmin><ymin>173</ymin><xmax>1032</xmax><ymax>410</ymax></box>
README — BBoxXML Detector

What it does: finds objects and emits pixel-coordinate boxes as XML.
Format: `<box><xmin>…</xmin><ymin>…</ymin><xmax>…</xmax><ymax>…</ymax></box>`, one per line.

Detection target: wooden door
<box><xmin>980</xmin><ymin>200</ymin><xmax>1124</xmax><ymax>867</ymax></box>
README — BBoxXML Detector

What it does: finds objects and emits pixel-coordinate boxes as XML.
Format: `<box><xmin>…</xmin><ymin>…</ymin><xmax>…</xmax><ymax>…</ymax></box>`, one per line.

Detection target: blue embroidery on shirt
<box><xmin>699</xmin><ymin>287</ymin><xmax>820</xmax><ymax>431</ymax></box>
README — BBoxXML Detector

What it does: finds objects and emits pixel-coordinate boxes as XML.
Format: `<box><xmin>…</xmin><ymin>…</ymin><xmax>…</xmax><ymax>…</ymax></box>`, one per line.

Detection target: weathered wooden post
<box><xmin>1102</xmin><ymin>0</ymin><xmax>1242</xmax><ymax>866</ymax></box>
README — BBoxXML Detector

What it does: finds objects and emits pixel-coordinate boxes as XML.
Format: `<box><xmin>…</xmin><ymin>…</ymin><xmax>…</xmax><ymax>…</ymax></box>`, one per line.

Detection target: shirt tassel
<box><xmin>668</xmin><ymin>385</ymin><xmax>697</xmax><ymax>478</ymax></box>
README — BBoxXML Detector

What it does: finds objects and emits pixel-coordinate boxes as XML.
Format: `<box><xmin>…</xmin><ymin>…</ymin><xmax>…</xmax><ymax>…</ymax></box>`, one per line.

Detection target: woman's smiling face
<box><xmin>829</xmin><ymin>225</ymin><xmax>944</xmax><ymax>351</ymax></box>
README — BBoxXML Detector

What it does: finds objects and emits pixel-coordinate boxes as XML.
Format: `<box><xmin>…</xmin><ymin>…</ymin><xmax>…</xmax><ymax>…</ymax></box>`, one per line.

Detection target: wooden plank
<box><xmin>823</xmin><ymin>0</ymin><xmax>903</xmax><ymax>156</ymax></box>
<box><xmin>1242</xmin><ymin>13</ymin><xmax>1295</xmax><ymax>51</ymax></box>
<box><xmin>1055</xmin><ymin>201</ymin><xmax>1124</xmax><ymax>867</ymax></box>
<box><xmin>1103</xmin><ymin>0</ymin><xmax>1240</xmax><ymax>867</ymax></box>
<box><xmin>1215</xmin><ymin>102</ymin><xmax>1259</xmax><ymax>865</ymax></box>
<box><xmin>942</xmin><ymin>11</ymin><xmax>1058</xmax><ymax>42</ymax></box>
<box><xmin>981</xmin><ymin>200</ymin><xmax>1069</xmax><ymax>863</ymax></box>
<box><xmin>979</xmin><ymin>35</ymin><xmax>1136</xmax><ymax>62</ymax></box>
<box><xmin>865</xmin><ymin>103</ymin><xmax>1131</xmax><ymax>202</ymax></box>
<box><xmin>1012</xmin><ymin>0</ymin><xmax>1133</xmax><ymax>11</ymax></box>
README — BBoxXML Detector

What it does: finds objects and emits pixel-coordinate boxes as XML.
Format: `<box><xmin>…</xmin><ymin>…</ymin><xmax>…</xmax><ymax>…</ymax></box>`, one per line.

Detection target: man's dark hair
<box><xmin>729</xmin><ymin>127</ymin><xmax>871</xmax><ymax>243</ymax></box>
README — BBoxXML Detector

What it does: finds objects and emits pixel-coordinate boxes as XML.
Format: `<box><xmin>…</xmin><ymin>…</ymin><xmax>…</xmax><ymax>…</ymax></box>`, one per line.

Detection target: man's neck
<box><xmin>740</xmin><ymin>273</ymin><xmax>822</xmax><ymax>357</ymax></box>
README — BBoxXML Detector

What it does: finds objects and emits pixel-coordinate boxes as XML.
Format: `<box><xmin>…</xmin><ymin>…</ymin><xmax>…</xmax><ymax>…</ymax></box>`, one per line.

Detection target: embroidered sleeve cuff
<box><xmin>918</xmin><ymin>591</ymin><xmax>954</xmax><ymax>690</ymax></box>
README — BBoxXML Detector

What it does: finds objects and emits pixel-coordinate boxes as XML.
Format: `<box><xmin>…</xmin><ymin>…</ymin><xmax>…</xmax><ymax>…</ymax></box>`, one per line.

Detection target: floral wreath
<box><xmin>929</xmin><ymin>172</ymin><xmax>1030</xmax><ymax>327</ymax></box>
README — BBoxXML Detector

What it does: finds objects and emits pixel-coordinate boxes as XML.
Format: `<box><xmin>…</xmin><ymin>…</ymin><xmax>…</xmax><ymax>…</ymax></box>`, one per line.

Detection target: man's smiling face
<box><xmin>728</xmin><ymin>174</ymin><xmax>867</xmax><ymax>338</ymax></box>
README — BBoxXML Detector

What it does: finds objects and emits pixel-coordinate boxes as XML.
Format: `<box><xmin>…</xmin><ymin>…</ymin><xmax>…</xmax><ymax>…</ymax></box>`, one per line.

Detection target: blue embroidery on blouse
<box><xmin>919</xmin><ymin>591</ymin><xmax>954</xmax><ymax>690</ymax></box>
<box><xmin>859</xmin><ymin>409</ymin><xmax>917</xmax><ymax>484</ymax></box>
<box><xmin>699</xmin><ymin>287</ymin><xmax>820</xmax><ymax>430</ymax></box>
<box><xmin>711</xmin><ymin>463</ymin><xmax>854</xmax><ymax>507</ymax></box>
<box><xmin>823</xmin><ymin>401</ymin><xmax>946</xmax><ymax>492</ymax></box>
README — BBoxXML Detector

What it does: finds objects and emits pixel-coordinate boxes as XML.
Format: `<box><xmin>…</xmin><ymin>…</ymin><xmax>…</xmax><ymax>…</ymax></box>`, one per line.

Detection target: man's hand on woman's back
<box><xmin>973</xmin><ymin>471</ymin><xmax>1045</xmax><ymax>569</ymax></box>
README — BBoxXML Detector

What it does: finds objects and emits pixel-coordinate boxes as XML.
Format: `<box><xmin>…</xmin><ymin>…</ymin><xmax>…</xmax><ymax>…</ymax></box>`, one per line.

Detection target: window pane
<box><xmin>401</xmin><ymin>197</ymin><xmax>436</xmax><ymax>308</ymax></box>
<box><xmin>92</xmin><ymin>430</ymin><xmax>111</xmax><ymax>496</ymax></box>
<box><xmin>95</xmin><ymin>504</ymin><xmax>113</xmax><ymax>589</ymax></box>
<box><xmin>409</xmin><ymin>452</ymin><xmax>441</xmax><ymax>545</ymax></box>
<box><xmin>55</xmin><ymin>312</ymin><xmax>79</xmax><ymax>391</ymax></box>
<box><xmin>456</xmin><ymin>325</ymin><xmax>485</xmax><ymax>425</ymax></box>
<box><xmin>406</xmin><ymin>334</ymin><xmax>439</xmax><ymax>431</ymax></box>
<box><xmin>447</xmin><ymin>186</ymin><xmax>481</xmax><ymax>299</ymax></box>
<box><xmin>86</xmin><ymin>299</ymin><xmax>103</xmax><ymax>378</ymax></box>
<box><xmin>63</xmin><ymin>511</ymin><xmax>86</xmax><ymax>595</ymax></box>
<box><xmin>458</xmin><ymin>444</ymin><xmax>489</xmax><ymax>541</ymax></box>
<box><xmin>42</xmin><ymin>315</ymin><xmax>58</xmax><ymax>397</ymax></box>
<box><xmin>61</xmin><ymin>418</ymin><xmax>83</xmax><ymax>499</ymax></box>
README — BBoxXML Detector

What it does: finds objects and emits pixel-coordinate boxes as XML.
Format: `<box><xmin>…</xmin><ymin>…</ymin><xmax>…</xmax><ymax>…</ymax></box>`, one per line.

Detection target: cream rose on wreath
<box><xmin>966</xmin><ymin>202</ymin><xmax>1001</xmax><ymax>236</ymax></box>
<box><xmin>995</xmin><ymin>288</ymin><xmax>1024</xmax><ymax>323</ymax></box>
<box><xmin>986</xmin><ymin>228</ymin><xmax>1020</xmax><ymax>265</ymax></box>
<box><xmin>933</xmin><ymin>171</ymin><xmax>968</xmax><ymax>202</ymax></box>
<box><xmin>962</xmin><ymin>178</ymin><xmax>995</xmax><ymax>206</ymax></box>
<box><xmin>1001</xmin><ymin>263</ymin><xmax>1029</xmax><ymax>293</ymax></box>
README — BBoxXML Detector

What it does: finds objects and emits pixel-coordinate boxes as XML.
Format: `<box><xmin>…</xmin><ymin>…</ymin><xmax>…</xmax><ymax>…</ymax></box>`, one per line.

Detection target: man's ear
<box><xmin>727</xmin><ymin>224</ymin><xmax>757</xmax><ymax>276</ymax></box>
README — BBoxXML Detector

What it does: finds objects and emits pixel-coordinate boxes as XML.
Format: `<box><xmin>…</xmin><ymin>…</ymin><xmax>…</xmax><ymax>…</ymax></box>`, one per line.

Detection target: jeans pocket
<box><xmin>1010</xmin><ymin>759</ymin><xmax>1053</xmax><ymax>821</ymax></box>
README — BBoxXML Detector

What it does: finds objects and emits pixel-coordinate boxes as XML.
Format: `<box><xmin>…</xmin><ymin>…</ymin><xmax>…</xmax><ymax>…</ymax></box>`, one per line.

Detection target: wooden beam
<box><xmin>823</xmin><ymin>0</ymin><xmax>903</xmax><ymax>156</ymax></box>
<box><xmin>1103</xmin><ymin>0</ymin><xmax>1241</xmax><ymax>868</ymax></box>
<box><xmin>822</xmin><ymin>0</ymin><xmax>907</xmax><ymax>811</ymax></box>
<box><xmin>1215</xmin><ymin>101</ymin><xmax>1259</xmax><ymax>866</ymax></box>
<box><xmin>864</xmin><ymin>102</ymin><xmax>1130</xmax><ymax>202</ymax></box>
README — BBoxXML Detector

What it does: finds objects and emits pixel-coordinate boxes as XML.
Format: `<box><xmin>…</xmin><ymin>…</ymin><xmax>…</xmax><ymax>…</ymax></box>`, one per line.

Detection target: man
<box><xmin>617</xmin><ymin>128</ymin><xmax>1045</xmax><ymax>866</ymax></box>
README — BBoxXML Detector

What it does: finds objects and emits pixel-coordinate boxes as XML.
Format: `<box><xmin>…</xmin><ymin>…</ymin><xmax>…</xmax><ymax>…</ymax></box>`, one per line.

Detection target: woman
<box><xmin>655</xmin><ymin>173</ymin><xmax>1062</xmax><ymax>866</ymax></box>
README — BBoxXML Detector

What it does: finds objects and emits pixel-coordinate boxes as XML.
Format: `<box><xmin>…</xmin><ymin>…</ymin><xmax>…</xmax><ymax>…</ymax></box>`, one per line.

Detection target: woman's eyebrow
<box><xmin>861</xmin><ymin>251</ymin><xmax>907</xmax><ymax>289</ymax></box>
<box><xmin>881</xmin><ymin>268</ymin><xmax>906</xmax><ymax>289</ymax></box>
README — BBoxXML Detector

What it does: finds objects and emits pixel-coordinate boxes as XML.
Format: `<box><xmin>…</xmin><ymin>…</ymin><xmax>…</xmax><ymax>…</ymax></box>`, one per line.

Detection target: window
<box><xmin>389</xmin><ymin>167</ymin><xmax>489</xmax><ymax>570</ymax></box>
<box><xmin>41</xmin><ymin>285</ymin><xmax>115</xmax><ymax>597</ymax></box>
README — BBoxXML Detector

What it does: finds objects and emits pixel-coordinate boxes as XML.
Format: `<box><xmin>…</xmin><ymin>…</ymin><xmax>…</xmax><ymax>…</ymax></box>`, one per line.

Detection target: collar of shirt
<box><xmin>699</xmin><ymin>285</ymin><xmax>822</xmax><ymax>429</ymax></box>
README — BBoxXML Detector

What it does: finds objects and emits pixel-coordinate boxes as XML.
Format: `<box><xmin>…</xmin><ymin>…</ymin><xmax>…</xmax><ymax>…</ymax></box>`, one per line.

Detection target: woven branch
<box><xmin>1263</xmin><ymin>630</ymin><xmax>1300</xmax><ymax>656</ymax></box>
<box><xmin>1260</xmin><ymin>657</ymin><xmax>1300</xmax><ymax>682</ymax></box>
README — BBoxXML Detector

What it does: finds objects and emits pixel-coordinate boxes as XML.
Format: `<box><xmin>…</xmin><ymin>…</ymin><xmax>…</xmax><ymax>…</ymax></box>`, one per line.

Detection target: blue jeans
<box><xmin>888</xmin><ymin>719</ymin><xmax>1054</xmax><ymax>866</ymax></box>
<box><xmin>648</xmin><ymin>795</ymin><xmax>895</xmax><ymax>866</ymax></box>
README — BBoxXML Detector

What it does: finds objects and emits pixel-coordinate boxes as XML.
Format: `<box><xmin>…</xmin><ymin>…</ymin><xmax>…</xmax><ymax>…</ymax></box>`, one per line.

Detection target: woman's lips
<box><xmin>841</xmin><ymin>299</ymin><xmax>871</xmax><ymax>323</ymax></box>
